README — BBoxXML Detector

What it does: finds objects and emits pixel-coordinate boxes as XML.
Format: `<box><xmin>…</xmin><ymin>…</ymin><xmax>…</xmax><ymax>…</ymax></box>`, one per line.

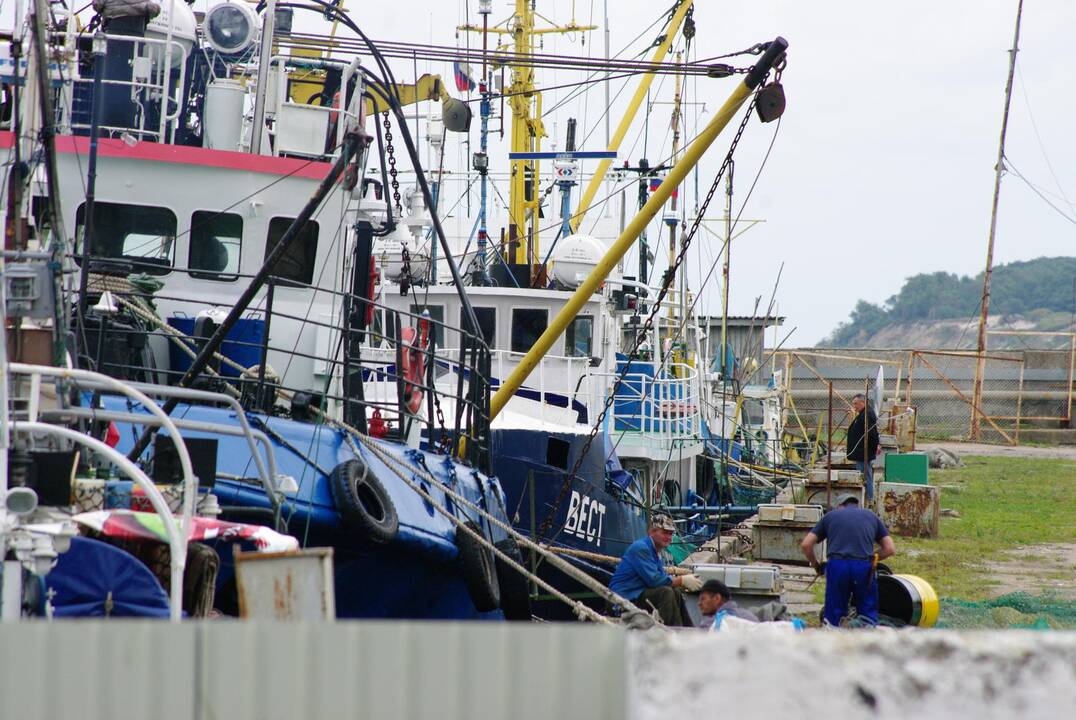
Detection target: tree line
<box><xmin>825</xmin><ymin>256</ymin><xmax>1076</xmax><ymax>345</ymax></box>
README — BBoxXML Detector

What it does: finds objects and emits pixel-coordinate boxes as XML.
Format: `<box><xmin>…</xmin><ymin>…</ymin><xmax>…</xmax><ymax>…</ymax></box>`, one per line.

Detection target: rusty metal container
<box><xmin>752</xmin><ymin>520</ymin><xmax>825</xmax><ymax>563</ymax></box>
<box><xmin>878</xmin><ymin>481</ymin><xmax>940</xmax><ymax>537</ymax></box>
<box><xmin>803</xmin><ymin>481</ymin><xmax>864</xmax><ymax>510</ymax></box>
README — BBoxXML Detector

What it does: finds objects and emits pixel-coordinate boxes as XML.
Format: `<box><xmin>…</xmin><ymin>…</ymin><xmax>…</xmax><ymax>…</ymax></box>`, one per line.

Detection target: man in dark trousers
<box><xmin>846</xmin><ymin>393</ymin><xmax>880</xmax><ymax>503</ymax></box>
<box><xmin>609</xmin><ymin>514</ymin><xmax>703</xmax><ymax>626</ymax></box>
<box><xmin>801</xmin><ymin>497</ymin><xmax>896</xmax><ymax>627</ymax></box>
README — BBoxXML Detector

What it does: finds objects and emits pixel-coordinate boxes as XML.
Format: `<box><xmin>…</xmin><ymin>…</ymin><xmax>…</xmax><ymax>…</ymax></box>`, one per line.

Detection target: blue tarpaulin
<box><xmin>45</xmin><ymin>536</ymin><xmax>170</xmax><ymax>618</ymax></box>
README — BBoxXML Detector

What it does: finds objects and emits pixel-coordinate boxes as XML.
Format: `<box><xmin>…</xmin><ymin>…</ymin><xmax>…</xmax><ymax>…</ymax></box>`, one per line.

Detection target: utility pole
<box><xmin>971</xmin><ymin>0</ymin><xmax>1023</xmax><ymax>441</ymax></box>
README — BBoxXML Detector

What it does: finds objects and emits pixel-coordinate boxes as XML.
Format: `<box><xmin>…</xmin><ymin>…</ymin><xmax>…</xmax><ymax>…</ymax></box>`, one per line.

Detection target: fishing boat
<box><xmin>0</xmin><ymin>0</ymin><xmax>528</xmax><ymax>620</ymax></box>
<box><xmin>0</xmin><ymin>0</ymin><xmax>788</xmax><ymax>621</ymax></box>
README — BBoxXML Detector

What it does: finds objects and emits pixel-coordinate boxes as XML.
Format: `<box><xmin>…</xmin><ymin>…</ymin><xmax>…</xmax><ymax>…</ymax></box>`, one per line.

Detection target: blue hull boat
<box><xmin>103</xmin><ymin>397</ymin><xmax>514</xmax><ymax>620</ymax></box>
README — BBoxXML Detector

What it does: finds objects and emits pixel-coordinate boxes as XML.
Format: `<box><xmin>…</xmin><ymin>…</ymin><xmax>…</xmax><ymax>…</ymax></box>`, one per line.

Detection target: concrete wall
<box><xmin>2</xmin><ymin>621</ymin><xmax>1075</xmax><ymax>719</ymax></box>
<box><xmin>629</xmin><ymin>629</ymin><xmax>1076</xmax><ymax>720</ymax></box>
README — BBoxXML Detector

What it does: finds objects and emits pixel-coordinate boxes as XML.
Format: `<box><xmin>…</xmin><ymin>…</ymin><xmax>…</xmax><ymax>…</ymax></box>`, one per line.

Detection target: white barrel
<box><xmin>203</xmin><ymin>80</ymin><xmax>246</xmax><ymax>151</ymax></box>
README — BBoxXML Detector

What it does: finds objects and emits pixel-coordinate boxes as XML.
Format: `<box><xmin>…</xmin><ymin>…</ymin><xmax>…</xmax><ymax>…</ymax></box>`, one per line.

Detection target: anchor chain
<box><xmin>383</xmin><ymin>112</ymin><xmax>402</xmax><ymax>215</ymax></box>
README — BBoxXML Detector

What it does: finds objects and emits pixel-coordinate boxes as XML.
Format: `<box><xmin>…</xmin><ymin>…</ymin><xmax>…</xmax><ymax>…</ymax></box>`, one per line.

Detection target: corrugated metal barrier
<box><xmin>0</xmin><ymin>621</ymin><xmax>626</xmax><ymax>720</ymax></box>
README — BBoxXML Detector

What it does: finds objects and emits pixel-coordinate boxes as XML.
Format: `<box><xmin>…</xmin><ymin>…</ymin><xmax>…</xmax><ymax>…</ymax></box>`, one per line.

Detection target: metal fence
<box><xmin>908</xmin><ymin>350</ymin><xmax>1023</xmax><ymax>444</ymax></box>
<box><xmin>774</xmin><ymin>344</ymin><xmax>1075</xmax><ymax>447</ymax></box>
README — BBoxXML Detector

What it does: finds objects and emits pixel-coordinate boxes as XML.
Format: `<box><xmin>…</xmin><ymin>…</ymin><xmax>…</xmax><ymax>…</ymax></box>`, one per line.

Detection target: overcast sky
<box><xmin>9</xmin><ymin>0</ymin><xmax>1073</xmax><ymax>345</ymax></box>
<box><xmin>357</xmin><ymin>0</ymin><xmax>1076</xmax><ymax>345</ymax></box>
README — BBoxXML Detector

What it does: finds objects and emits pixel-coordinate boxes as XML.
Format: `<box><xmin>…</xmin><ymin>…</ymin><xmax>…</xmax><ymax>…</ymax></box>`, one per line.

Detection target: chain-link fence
<box><xmin>908</xmin><ymin>351</ymin><xmax>1023</xmax><ymax>444</ymax></box>
<box><xmin>987</xmin><ymin>332</ymin><xmax>1074</xmax><ymax>433</ymax></box>
<box><xmin>775</xmin><ymin>350</ymin><xmax>909</xmax><ymax>445</ymax></box>
<box><xmin>772</xmin><ymin>345</ymin><xmax>1075</xmax><ymax>447</ymax></box>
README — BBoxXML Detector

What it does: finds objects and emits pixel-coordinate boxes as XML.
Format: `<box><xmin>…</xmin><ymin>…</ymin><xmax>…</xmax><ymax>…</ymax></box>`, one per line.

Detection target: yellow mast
<box><xmin>570</xmin><ymin>0</ymin><xmax>694</xmax><ymax>233</ymax></box>
<box><xmin>490</xmin><ymin>38</ymin><xmax>789</xmax><ymax>420</ymax></box>
<box><xmin>460</xmin><ymin>2</ymin><xmax>595</xmax><ymax>282</ymax></box>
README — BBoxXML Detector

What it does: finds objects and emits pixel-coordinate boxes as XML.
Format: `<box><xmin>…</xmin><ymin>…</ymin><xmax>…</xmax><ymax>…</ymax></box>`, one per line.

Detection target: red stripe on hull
<box><xmin>0</xmin><ymin>130</ymin><xmax>334</xmax><ymax>180</ymax></box>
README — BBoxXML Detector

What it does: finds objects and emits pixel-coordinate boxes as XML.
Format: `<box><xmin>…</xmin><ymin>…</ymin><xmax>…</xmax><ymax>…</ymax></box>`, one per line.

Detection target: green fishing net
<box><xmin>937</xmin><ymin>593</ymin><xmax>1076</xmax><ymax>630</ymax></box>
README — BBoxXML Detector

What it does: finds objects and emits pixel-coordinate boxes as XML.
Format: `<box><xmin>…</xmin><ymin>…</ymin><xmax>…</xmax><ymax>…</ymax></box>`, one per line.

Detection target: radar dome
<box><xmin>549</xmin><ymin>234</ymin><xmax>606</xmax><ymax>289</ymax></box>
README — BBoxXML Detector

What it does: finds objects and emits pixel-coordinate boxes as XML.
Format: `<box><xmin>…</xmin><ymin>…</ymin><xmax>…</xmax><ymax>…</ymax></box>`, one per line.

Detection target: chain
<box><xmin>383</xmin><ymin>112</ymin><xmax>402</xmax><ymax>215</ymax></box>
<box><xmin>399</xmin><ymin>245</ymin><xmax>412</xmax><ymax>296</ymax></box>
<box><xmin>535</xmin><ymin>92</ymin><xmax>762</xmax><ymax>541</ymax></box>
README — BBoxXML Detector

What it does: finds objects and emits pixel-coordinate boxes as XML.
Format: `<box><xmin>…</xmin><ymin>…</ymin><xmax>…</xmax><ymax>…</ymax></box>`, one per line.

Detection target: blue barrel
<box><xmin>166</xmin><ymin>316</ymin><xmax>265</xmax><ymax>378</ymax></box>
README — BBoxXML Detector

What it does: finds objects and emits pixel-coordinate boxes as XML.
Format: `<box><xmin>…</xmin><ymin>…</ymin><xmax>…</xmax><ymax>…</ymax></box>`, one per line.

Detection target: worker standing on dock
<box><xmin>846</xmin><ymin>393</ymin><xmax>881</xmax><ymax>504</ymax></box>
<box><xmin>610</xmin><ymin>514</ymin><xmax>703</xmax><ymax>626</ymax></box>
<box><xmin>801</xmin><ymin>497</ymin><xmax>896</xmax><ymax>627</ymax></box>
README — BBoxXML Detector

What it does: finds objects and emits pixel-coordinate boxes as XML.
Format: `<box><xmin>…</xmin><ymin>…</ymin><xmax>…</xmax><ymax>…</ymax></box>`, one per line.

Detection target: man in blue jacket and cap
<box><xmin>610</xmin><ymin>514</ymin><xmax>703</xmax><ymax>626</ymax></box>
<box><xmin>801</xmin><ymin>496</ymin><xmax>896</xmax><ymax>627</ymax></box>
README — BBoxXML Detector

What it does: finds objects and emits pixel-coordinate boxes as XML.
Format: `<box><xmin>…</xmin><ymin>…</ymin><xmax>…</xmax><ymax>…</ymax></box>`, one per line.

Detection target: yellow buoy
<box><xmin>878</xmin><ymin>573</ymin><xmax>939</xmax><ymax>628</ymax></box>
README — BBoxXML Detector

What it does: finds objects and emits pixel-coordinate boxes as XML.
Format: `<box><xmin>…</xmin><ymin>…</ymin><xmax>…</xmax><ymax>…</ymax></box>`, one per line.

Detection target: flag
<box><xmin>454</xmin><ymin>61</ymin><xmax>476</xmax><ymax>92</ymax></box>
<box><xmin>648</xmin><ymin>177</ymin><xmax>678</xmax><ymax>198</ymax></box>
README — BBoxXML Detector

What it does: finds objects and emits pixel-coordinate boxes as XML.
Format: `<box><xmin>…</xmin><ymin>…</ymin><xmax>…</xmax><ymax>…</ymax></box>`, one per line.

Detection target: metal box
<box><xmin>803</xmin><ymin>482</ymin><xmax>865</xmax><ymax>511</ymax></box>
<box><xmin>752</xmin><ymin>521</ymin><xmax>825</xmax><ymax>563</ymax></box>
<box><xmin>689</xmin><ymin>562</ymin><xmax>783</xmax><ymax>595</ymax></box>
<box><xmin>235</xmin><ymin>547</ymin><xmax>336</xmax><ymax>620</ymax></box>
<box><xmin>884</xmin><ymin>452</ymin><xmax>930</xmax><ymax>485</ymax></box>
<box><xmin>757</xmin><ymin>503</ymin><xmax>823</xmax><ymax>523</ymax></box>
<box><xmin>275</xmin><ymin>102</ymin><xmax>331</xmax><ymax>158</ymax></box>
<box><xmin>879</xmin><ymin>482</ymin><xmax>940</xmax><ymax>537</ymax></box>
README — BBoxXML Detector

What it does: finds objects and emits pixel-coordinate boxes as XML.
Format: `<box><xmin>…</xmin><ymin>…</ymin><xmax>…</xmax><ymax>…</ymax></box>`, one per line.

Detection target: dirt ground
<box><xmin>920</xmin><ymin>441</ymin><xmax>1076</xmax><ymax>461</ymax></box>
<box><xmin>984</xmin><ymin>544</ymin><xmax>1076</xmax><ymax>600</ymax></box>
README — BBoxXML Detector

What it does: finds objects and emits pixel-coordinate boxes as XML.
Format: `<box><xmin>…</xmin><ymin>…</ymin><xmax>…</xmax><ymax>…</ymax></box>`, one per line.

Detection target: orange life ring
<box><xmin>399</xmin><ymin>316</ymin><xmax>429</xmax><ymax>414</ymax></box>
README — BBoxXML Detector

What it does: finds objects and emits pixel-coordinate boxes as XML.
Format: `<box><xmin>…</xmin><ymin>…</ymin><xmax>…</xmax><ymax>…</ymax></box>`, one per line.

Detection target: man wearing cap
<box><xmin>609</xmin><ymin>514</ymin><xmax>703</xmax><ymax>626</ymax></box>
<box><xmin>800</xmin><ymin>497</ymin><xmax>896</xmax><ymax>627</ymax></box>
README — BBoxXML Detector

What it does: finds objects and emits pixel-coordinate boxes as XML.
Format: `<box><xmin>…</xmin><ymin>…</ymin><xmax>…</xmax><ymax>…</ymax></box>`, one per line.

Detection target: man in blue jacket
<box><xmin>609</xmin><ymin>514</ymin><xmax>703</xmax><ymax>626</ymax></box>
<box><xmin>801</xmin><ymin>497</ymin><xmax>896</xmax><ymax>627</ymax></box>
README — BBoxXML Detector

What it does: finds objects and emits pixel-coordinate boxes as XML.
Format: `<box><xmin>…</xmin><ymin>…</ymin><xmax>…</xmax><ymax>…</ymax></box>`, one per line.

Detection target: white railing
<box><xmin>588</xmin><ymin>363</ymin><xmax>701</xmax><ymax>448</ymax></box>
<box><xmin>7</xmin><ymin>364</ymin><xmax>194</xmax><ymax>621</ymax></box>
<box><xmin>57</xmin><ymin>32</ymin><xmax>189</xmax><ymax>144</ymax></box>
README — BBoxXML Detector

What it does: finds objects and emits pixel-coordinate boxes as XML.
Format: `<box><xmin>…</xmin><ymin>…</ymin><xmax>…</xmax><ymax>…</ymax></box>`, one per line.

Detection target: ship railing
<box><xmin>52</xmin><ymin>31</ymin><xmax>189</xmax><ymax>144</ymax></box>
<box><xmin>586</xmin><ymin>363</ymin><xmax>702</xmax><ymax>448</ymax></box>
<box><xmin>420</xmin><ymin>349</ymin><xmax>595</xmax><ymax>427</ymax></box>
<box><xmin>7</xmin><ymin>363</ymin><xmax>191</xmax><ymax>621</ymax></box>
<box><xmin>75</xmin><ymin>269</ymin><xmax>493</xmax><ymax>472</ymax></box>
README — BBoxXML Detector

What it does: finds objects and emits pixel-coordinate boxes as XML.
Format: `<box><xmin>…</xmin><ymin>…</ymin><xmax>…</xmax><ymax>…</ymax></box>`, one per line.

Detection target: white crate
<box><xmin>757</xmin><ymin>504</ymin><xmax>824</xmax><ymax>523</ymax></box>
<box><xmin>689</xmin><ymin>563</ymin><xmax>783</xmax><ymax>595</ymax></box>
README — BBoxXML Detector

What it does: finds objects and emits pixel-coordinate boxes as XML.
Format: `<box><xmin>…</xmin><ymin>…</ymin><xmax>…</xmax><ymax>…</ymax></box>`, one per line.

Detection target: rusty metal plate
<box><xmin>878</xmin><ymin>482</ymin><xmax>940</xmax><ymax>538</ymax></box>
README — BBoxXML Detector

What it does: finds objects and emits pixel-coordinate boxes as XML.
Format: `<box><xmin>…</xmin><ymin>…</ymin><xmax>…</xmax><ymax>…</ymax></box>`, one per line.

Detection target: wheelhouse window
<box><xmin>189</xmin><ymin>210</ymin><xmax>242</xmax><ymax>280</ymax></box>
<box><xmin>463</xmin><ymin>307</ymin><xmax>496</xmax><ymax>347</ymax></box>
<box><xmin>409</xmin><ymin>304</ymin><xmax>444</xmax><ymax>346</ymax></box>
<box><xmin>265</xmin><ymin>216</ymin><xmax>318</xmax><ymax>286</ymax></box>
<box><xmin>75</xmin><ymin>201</ymin><xmax>177</xmax><ymax>275</ymax></box>
<box><xmin>512</xmin><ymin>308</ymin><xmax>548</xmax><ymax>354</ymax></box>
<box><xmin>566</xmin><ymin>316</ymin><xmax>594</xmax><ymax>358</ymax></box>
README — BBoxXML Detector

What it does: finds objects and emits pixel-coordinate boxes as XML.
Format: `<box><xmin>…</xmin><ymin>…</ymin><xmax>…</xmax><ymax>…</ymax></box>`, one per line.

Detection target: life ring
<box><xmin>456</xmin><ymin>520</ymin><xmax>501</xmax><ymax>612</ymax></box>
<box><xmin>399</xmin><ymin>316</ymin><xmax>429</xmax><ymax>415</ymax></box>
<box><xmin>494</xmin><ymin>536</ymin><xmax>533</xmax><ymax>621</ymax></box>
<box><xmin>329</xmin><ymin>457</ymin><xmax>399</xmax><ymax>544</ymax></box>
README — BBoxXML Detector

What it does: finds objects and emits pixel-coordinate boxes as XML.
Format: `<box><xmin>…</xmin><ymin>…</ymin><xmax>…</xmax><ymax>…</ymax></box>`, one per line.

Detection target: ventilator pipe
<box><xmin>490</xmin><ymin>37</ymin><xmax>788</xmax><ymax>421</ymax></box>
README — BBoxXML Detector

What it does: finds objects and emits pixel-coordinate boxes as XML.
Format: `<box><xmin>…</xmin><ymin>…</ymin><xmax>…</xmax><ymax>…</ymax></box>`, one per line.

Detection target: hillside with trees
<box><xmin>823</xmin><ymin>257</ymin><xmax>1076</xmax><ymax>348</ymax></box>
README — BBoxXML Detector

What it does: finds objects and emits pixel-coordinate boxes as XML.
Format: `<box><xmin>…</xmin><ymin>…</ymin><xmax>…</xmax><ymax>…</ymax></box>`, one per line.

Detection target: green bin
<box><xmin>884</xmin><ymin>452</ymin><xmax>929</xmax><ymax>485</ymax></box>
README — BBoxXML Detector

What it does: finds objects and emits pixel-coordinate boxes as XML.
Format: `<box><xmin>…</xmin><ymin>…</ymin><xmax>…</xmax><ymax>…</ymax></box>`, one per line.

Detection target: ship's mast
<box><xmin>460</xmin><ymin>1</ymin><xmax>594</xmax><ymax>285</ymax></box>
<box><xmin>664</xmin><ymin>53</ymin><xmax>683</xmax><ymax>372</ymax></box>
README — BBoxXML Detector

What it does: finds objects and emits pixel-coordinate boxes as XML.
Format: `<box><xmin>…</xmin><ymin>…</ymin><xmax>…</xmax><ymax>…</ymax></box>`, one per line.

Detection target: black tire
<box><xmin>494</xmin><ymin>537</ymin><xmax>533</xmax><ymax>621</ymax></box>
<box><xmin>329</xmin><ymin>458</ymin><xmax>399</xmax><ymax>544</ymax></box>
<box><xmin>456</xmin><ymin>520</ymin><xmax>500</xmax><ymax>612</ymax></box>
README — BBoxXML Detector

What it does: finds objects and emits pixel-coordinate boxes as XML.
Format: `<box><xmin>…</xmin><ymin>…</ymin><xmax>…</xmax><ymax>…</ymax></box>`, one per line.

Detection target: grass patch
<box><xmin>888</xmin><ymin>456</ymin><xmax>1076</xmax><ymax>600</ymax></box>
